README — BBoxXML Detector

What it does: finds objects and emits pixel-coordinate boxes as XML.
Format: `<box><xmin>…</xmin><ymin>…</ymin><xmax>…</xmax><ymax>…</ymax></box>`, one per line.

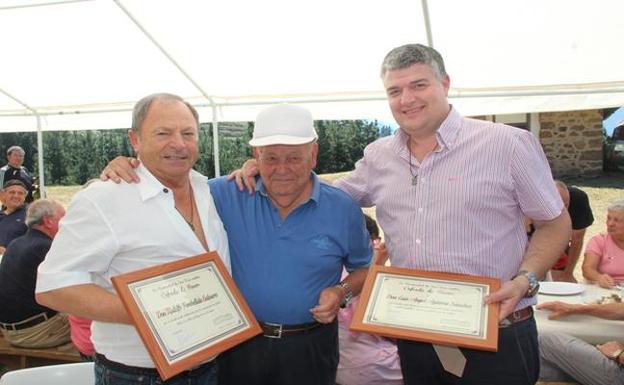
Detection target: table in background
<box><xmin>535</xmin><ymin>283</ymin><xmax>622</xmax><ymax>344</ymax></box>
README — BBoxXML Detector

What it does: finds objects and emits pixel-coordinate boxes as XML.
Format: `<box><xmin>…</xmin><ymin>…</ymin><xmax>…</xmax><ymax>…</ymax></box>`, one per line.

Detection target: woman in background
<box><xmin>583</xmin><ymin>200</ymin><xmax>624</xmax><ymax>288</ymax></box>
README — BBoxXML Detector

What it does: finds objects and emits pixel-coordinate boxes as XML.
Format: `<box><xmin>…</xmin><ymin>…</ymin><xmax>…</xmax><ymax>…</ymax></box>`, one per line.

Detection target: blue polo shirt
<box><xmin>208</xmin><ymin>174</ymin><xmax>371</xmax><ymax>324</ymax></box>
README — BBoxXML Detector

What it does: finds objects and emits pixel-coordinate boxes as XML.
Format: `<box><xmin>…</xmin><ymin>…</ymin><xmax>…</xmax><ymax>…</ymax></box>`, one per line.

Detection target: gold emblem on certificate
<box><xmin>112</xmin><ymin>252</ymin><xmax>261</xmax><ymax>380</ymax></box>
<box><xmin>350</xmin><ymin>265</ymin><xmax>500</xmax><ymax>351</ymax></box>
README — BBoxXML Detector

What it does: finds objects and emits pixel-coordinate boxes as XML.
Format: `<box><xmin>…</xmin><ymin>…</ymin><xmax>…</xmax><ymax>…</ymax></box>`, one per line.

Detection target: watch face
<box><xmin>527</xmin><ymin>282</ymin><xmax>540</xmax><ymax>297</ymax></box>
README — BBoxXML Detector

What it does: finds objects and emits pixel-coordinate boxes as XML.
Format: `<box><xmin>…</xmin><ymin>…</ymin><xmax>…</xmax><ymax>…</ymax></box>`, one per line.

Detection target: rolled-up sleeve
<box><xmin>36</xmin><ymin>192</ymin><xmax>120</xmax><ymax>293</ymax></box>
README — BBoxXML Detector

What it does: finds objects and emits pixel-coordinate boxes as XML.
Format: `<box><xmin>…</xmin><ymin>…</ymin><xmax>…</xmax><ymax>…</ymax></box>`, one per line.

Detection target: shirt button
<box><xmin>163</xmin><ymin>188</ymin><xmax>169</xmax><ymax>193</ymax></box>
<box><xmin>418</xmin><ymin>208</ymin><xmax>423</xmax><ymax>213</ymax></box>
<box><xmin>415</xmin><ymin>239</ymin><xmax>421</xmax><ymax>244</ymax></box>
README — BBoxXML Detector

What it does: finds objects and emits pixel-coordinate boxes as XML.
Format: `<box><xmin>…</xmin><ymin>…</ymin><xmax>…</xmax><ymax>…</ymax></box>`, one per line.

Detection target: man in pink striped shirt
<box><xmin>331</xmin><ymin>44</ymin><xmax>571</xmax><ymax>385</ymax></box>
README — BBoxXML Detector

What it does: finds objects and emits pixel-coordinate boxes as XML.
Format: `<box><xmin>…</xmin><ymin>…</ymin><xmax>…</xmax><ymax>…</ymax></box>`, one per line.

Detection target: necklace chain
<box><xmin>174</xmin><ymin>185</ymin><xmax>195</xmax><ymax>231</ymax></box>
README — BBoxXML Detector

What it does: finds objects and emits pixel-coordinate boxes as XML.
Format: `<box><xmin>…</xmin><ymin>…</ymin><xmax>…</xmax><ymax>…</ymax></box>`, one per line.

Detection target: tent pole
<box><xmin>212</xmin><ymin>107</ymin><xmax>220</xmax><ymax>177</ymax></box>
<box><xmin>0</xmin><ymin>88</ymin><xmax>44</xmax><ymax>197</ymax></box>
<box><xmin>421</xmin><ymin>0</ymin><xmax>434</xmax><ymax>47</ymax></box>
<box><xmin>113</xmin><ymin>0</ymin><xmax>221</xmax><ymax>176</ymax></box>
<box><xmin>35</xmin><ymin>114</ymin><xmax>45</xmax><ymax>198</ymax></box>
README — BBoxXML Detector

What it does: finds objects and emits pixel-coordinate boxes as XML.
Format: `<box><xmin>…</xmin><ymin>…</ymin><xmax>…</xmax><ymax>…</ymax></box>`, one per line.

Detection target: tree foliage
<box><xmin>0</xmin><ymin>119</ymin><xmax>392</xmax><ymax>185</ymax></box>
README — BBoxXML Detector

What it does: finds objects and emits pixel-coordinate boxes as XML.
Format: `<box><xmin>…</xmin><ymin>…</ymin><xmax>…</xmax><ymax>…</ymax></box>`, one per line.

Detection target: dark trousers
<box><xmin>397</xmin><ymin>317</ymin><xmax>539</xmax><ymax>385</ymax></box>
<box><xmin>218</xmin><ymin>321</ymin><xmax>339</xmax><ymax>385</ymax></box>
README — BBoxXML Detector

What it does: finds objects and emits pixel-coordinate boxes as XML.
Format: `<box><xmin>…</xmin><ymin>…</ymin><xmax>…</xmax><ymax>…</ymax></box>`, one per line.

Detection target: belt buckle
<box><xmin>264</xmin><ymin>322</ymin><xmax>283</xmax><ymax>339</ymax></box>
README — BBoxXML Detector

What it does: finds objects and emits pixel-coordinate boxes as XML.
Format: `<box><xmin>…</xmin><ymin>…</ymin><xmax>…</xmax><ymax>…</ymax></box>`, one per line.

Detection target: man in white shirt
<box><xmin>36</xmin><ymin>93</ymin><xmax>230</xmax><ymax>385</ymax></box>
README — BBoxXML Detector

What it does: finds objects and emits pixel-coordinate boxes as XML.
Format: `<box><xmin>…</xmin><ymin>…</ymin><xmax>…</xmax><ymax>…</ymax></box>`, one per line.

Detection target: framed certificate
<box><xmin>350</xmin><ymin>265</ymin><xmax>500</xmax><ymax>351</ymax></box>
<box><xmin>112</xmin><ymin>251</ymin><xmax>261</xmax><ymax>380</ymax></box>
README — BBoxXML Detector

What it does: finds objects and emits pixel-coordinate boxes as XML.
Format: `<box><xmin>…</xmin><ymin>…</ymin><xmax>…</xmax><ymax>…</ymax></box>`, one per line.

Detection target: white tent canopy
<box><xmin>1</xmin><ymin>0</ymin><xmax>624</xmax><ymax>189</ymax></box>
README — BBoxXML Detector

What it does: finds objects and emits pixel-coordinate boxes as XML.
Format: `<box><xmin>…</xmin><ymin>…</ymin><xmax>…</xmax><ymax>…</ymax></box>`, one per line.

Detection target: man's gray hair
<box><xmin>381</xmin><ymin>44</ymin><xmax>447</xmax><ymax>79</ymax></box>
<box><xmin>608</xmin><ymin>199</ymin><xmax>624</xmax><ymax>212</ymax></box>
<box><xmin>131</xmin><ymin>93</ymin><xmax>199</xmax><ymax>132</ymax></box>
<box><xmin>26</xmin><ymin>199</ymin><xmax>60</xmax><ymax>227</ymax></box>
<box><xmin>7</xmin><ymin>145</ymin><xmax>25</xmax><ymax>156</ymax></box>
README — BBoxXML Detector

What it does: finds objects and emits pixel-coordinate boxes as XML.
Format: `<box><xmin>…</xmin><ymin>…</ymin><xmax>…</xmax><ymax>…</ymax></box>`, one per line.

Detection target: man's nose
<box><xmin>401</xmin><ymin>89</ymin><xmax>416</xmax><ymax>105</ymax></box>
<box><xmin>169</xmin><ymin>132</ymin><xmax>186</xmax><ymax>147</ymax></box>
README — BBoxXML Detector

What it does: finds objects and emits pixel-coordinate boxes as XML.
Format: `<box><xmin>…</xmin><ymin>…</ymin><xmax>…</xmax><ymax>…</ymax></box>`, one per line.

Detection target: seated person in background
<box><xmin>536</xmin><ymin>300</ymin><xmax>624</xmax><ymax>385</ymax></box>
<box><xmin>336</xmin><ymin>214</ymin><xmax>403</xmax><ymax>385</ymax></box>
<box><xmin>0</xmin><ymin>180</ymin><xmax>29</xmax><ymax>254</ymax></box>
<box><xmin>551</xmin><ymin>181</ymin><xmax>594</xmax><ymax>282</ymax></box>
<box><xmin>582</xmin><ymin>199</ymin><xmax>624</xmax><ymax>288</ymax></box>
<box><xmin>69</xmin><ymin>315</ymin><xmax>94</xmax><ymax>361</ymax></box>
<box><xmin>0</xmin><ymin>199</ymin><xmax>70</xmax><ymax>348</ymax></box>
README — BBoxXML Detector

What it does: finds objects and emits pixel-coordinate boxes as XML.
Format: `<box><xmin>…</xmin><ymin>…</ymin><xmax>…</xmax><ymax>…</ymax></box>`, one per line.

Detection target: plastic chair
<box><xmin>0</xmin><ymin>362</ymin><xmax>94</xmax><ymax>385</ymax></box>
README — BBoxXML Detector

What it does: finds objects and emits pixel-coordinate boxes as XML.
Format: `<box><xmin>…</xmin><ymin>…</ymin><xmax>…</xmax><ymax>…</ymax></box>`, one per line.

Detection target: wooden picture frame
<box><xmin>112</xmin><ymin>251</ymin><xmax>261</xmax><ymax>380</ymax></box>
<box><xmin>350</xmin><ymin>265</ymin><xmax>500</xmax><ymax>351</ymax></box>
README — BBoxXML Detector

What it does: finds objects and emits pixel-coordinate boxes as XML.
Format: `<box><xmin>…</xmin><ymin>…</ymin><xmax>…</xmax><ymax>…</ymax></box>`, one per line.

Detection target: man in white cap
<box><xmin>100</xmin><ymin>103</ymin><xmax>372</xmax><ymax>385</ymax></box>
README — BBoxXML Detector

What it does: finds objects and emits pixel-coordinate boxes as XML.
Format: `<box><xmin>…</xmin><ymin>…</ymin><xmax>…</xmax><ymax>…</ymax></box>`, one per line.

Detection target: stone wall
<box><xmin>539</xmin><ymin>109</ymin><xmax>603</xmax><ymax>177</ymax></box>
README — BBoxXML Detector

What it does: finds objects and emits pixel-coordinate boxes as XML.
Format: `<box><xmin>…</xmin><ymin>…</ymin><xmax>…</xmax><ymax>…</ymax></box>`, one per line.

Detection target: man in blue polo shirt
<box><xmin>100</xmin><ymin>104</ymin><xmax>372</xmax><ymax>385</ymax></box>
<box><xmin>209</xmin><ymin>104</ymin><xmax>371</xmax><ymax>385</ymax></box>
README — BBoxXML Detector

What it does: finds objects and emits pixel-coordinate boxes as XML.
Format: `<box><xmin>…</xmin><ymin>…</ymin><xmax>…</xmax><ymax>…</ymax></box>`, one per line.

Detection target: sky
<box><xmin>604</xmin><ymin>107</ymin><xmax>624</xmax><ymax>136</ymax></box>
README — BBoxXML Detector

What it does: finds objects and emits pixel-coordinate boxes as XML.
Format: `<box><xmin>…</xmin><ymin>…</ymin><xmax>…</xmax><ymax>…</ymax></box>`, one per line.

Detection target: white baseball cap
<box><xmin>248</xmin><ymin>104</ymin><xmax>318</xmax><ymax>147</ymax></box>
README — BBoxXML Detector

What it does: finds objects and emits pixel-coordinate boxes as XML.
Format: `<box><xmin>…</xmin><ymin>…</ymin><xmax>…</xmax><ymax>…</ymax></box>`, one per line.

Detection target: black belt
<box><xmin>95</xmin><ymin>353</ymin><xmax>214</xmax><ymax>378</ymax></box>
<box><xmin>260</xmin><ymin>321</ymin><xmax>324</xmax><ymax>339</ymax></box>
<box><xmin>499</xmin><ymin>307</ymin><xmax>533</xmax><ymax>328</ymax></box>
<box><xmin>0</xmin><ymin>310</ymin><xmax>57</xmax><ymax>331</ymax></box>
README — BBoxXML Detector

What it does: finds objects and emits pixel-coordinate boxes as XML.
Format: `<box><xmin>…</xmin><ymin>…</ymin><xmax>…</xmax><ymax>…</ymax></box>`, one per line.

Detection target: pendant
<box><xmin>411</xmin><ymin>175</ymin><xmax>418</xmax><ymax>186</ymax></box>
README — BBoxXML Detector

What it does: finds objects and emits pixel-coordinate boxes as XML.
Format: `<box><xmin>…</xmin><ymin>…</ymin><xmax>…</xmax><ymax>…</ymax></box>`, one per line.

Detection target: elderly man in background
<box><xmin>36</xmin><ymin>93</ymin><xmax>230</xmax><ymax>385</ymax></box>
<box><xmin>0</xmin><ymin>180</ymin><xmax>29</xmax><ymax>254</ymax></box>
<box><xmin>537</xmin><ymin>300</ymin><xmax>624</xmax><ymax>385</ymax></box>
<box><xmin>100</xmin><ymin>103</ymin><xmax>372</xmax><ymax>385</ymax></box>
<box><xmin>0</xmin><ymin>199</ymin><xmax>70</xmax><ymax>348</ymax></box>
<box><xmin>0</xmin><ymin>146</ymin><xmax>36</xmax><ymax>203</ymax></box>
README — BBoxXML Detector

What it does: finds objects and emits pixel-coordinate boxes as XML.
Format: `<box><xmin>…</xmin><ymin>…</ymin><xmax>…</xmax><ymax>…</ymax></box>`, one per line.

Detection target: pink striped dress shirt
<box><xmin>335</xmin><ymin>108</ymin><xmax>563</xmax><ymax>310</ymax></box>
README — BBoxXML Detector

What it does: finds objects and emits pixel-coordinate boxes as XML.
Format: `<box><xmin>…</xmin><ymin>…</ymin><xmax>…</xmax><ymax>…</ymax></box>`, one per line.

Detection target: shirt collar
<box><xmin>134</xmin><ymin>164</ymin><xmax>203</xmax><ymax>203</ymax></box>
<box><xmin>255</xmin><ymin>172</ymin><xmax>321</xmax><ymax>204</ymax></box>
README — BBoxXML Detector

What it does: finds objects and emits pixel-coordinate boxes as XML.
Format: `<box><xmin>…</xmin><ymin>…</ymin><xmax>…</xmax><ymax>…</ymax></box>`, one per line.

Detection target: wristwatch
<box><xmin>337</xmin><ymin>281</ymin><xmax>353</xmax><ymax>308</ymax></box>
<box><xmin>514</xmin><ymin>270</ymin><xmax>540</xmax><ymax>297</ymax></box>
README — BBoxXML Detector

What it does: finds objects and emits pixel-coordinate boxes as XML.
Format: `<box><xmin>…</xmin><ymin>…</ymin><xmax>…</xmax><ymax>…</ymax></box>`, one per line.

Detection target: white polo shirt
<box><xmin>36</xmin><ymin>164</ymin><xmax>230</xmax><ymax>368</ymax></box>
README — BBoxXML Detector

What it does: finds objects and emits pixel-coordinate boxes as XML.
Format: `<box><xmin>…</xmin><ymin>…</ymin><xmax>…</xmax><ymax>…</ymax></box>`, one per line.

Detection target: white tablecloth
<box><xmin>535</xmin><ymin>283</ymin><xmax>623</xmax><ymax>344</ymax></box>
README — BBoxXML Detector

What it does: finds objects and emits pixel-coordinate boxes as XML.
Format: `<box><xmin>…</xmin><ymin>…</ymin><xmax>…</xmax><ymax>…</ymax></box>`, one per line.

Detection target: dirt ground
<box><xmin>46</xmin><ymin>171</ymin><xmax>622</xmax><ymax>280</ymax></box>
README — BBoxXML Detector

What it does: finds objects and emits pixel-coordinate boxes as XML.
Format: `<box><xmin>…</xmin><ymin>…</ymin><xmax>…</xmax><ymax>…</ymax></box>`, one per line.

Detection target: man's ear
<box><xmin>310</xmin><ymin>143</ymin><xmax>318</xmax><ymax>169</ymax></box>
<box><xmin>252</xmin><ymin>147</ymin><xmax>260</xmax><ymax>159</ymax></box>
<box><xmin>128</xmin><ymin>129</ymin><xmax>140</xmax><ymax>154</ymax></box>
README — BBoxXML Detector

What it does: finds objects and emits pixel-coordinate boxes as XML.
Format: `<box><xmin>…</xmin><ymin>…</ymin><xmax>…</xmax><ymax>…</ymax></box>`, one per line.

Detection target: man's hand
<box><xmin>597</xmin><ymin>273</ymin><xmax>616</xmax><ymax>289</ymax></box>
<box><xmin>100</xmin><ymin>156</ymin><xmax>141</xmax><ymax>183</ymax></box>
<box><xmin>597</xmin><ymin>341</ymin><xmax>624</xmax><ymax>360</ymax></box>
<box><xmin>484</xmin><ymin>277</ymin><xmax>528</xmax><ymax>321</ymax></box>
<box><xmin>536</xmin><ymin>301</ymin><xmax>581</xmax><ymax>319</ymax></box>
<box><xmin>227</xmin><ymin>159</ymin><xmax>258</xmax><ymax>194</ymax></box>
<box><xmin>373</xmin><ymin>240</ymin><xmax>389</xmax><ymax>266</ymax></box>
<box><xmin>309</xmin><ymin>286</ymin><xmax>343</xmax><ymax>323</ymax></box>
